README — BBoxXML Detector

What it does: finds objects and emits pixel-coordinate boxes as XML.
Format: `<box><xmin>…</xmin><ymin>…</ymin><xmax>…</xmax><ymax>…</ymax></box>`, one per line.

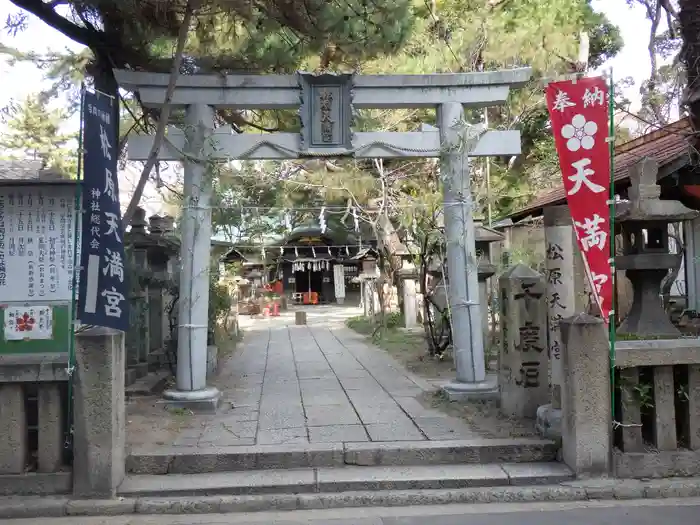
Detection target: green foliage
<box><xmin>346</xmin><ymin>315</ymin><xmax>373</xmax><ymax>333</ymax></box>
<box><xmin>0</xmin><ymin>43</ymin><xmax>91</xmax><ymax>117</ymax></box>
<box><xmin>208</xmin><ymin>278</ymin><xmax>232</xmax><ymax>345</ymax></box>
<box><xmin>209</xmin><ymin>281</ymin><xmax>232</xmax><ymax>323</ymax></box>
<box><xmin>0</xmin><ymin>94</ymin><xmax>77</xmax><ymax>176</ymax></box>
<box><xmin>355</xmin><ymin>0</ymin><xmax>624</xmax><ymax>221</ymax></box>
<box><xmin>384</xmin><ymin>311</ymin><xmax>405</xmax><ymax>329</ymax></box>
<box><xmin>4</xmin><ymin>0</ymin><xmax>626</xmax><ymax>233</ymax></box>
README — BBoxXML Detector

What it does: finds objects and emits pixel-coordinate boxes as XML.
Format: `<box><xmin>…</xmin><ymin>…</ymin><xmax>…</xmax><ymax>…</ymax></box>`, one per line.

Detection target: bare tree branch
<box><xmin>659</xmin><ymin>0</ymin><xmax>680</xmax><ymax>20</ymax></box>
<box><xmin>122</xmin><ymin>1</ymin><xmax>195</xmax><ymax>227</ymax></box>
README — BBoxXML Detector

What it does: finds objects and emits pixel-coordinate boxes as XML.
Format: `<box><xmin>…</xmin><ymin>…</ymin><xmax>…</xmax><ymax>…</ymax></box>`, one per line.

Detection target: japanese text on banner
<box><xmin>545</xmin><ymin>77</ymin><xmax>612</xmax><ymax>322</ymax></box>
<box><xmin>77</xmin><ymin>91</ymin><xmax>130</xmax><ymax>331</ymax></box>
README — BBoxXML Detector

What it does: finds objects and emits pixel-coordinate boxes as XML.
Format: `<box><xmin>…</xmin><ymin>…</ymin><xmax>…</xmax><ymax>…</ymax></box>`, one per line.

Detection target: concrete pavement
<box><xmin>129</xmin><ymin>305</ymin><xmax>481</xmax><ymax>450</ymax></box>
<box><xmin>6</xmin><ymin>498</ymin><xmax>700</xmax><ymax>524</ymax></box>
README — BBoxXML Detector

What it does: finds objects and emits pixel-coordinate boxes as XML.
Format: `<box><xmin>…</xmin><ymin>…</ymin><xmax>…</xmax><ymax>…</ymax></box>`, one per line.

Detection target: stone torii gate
<box><xmin>115</xmin><ymin>67</ymin><xmax>532</xmax><ymax>410</ymax></box>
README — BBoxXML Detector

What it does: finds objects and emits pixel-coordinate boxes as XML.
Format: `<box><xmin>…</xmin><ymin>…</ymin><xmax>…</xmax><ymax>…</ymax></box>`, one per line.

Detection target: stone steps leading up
<box><xmin>119</xmin><ymin>462</ymin><xmax>574</xmax><ymax>498</ymax></box>
<box><xmin>126</xmin><ymin>438</ymin><xmax>559</xmax><ymax>475</ymax></box>
<box><xmin>4</xmin><ymin>476</ymin><xmax>700</xmax><ymax>520</ymax></box>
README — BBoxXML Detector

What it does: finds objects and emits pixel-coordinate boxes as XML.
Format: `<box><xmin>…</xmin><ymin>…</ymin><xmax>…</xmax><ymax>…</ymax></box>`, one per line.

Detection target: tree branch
<box><xmin>9</xmin><ymin>0</ymin><xmax>93</xmax><ymax>47</ymax></box>
<box><xmin>122</xmin><ymin>1</ymin><xmax>195</xmax><ymax>227</ymax></box>
<box><xmin>659</xmin><ymin>0</ymin><xmax>680</xmax><ymax>20</ymax></box>
<box><xmin>646</xmin><ymin>0</ymin><xmax>669</xmax><ymax>125</ymax></box>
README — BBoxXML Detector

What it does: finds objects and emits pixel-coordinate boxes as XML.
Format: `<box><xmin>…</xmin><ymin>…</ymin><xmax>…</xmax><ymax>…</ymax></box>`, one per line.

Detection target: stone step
<box><xmin>126</xmin><ymin>438</ymin><xmax>558</xmax><ymax>475</ymax></box>
<box><xmin>4</xmin><ymin>476</ymin><xmax>700</xmax><ymax>519</ymax></box>
<box><xmin>119</xmin><ymin>462</ymin><xmax>573</xmax><ymax>497</ymax></box>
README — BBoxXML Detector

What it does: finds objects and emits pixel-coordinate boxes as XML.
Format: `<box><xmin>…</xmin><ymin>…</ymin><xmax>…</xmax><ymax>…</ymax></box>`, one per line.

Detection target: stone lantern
<box><xmin>353</xmin><ymin>248</ymin><xmax>380</xmax><ymax>317</ymax></box>
<box><xmin>616</xmin><ymin>158</ymin><xmax>698</xmax><ymax>337</ymax></box>
<box><xmin>475</xmin><ymin>223</ymin><xmax>505</xmax><ymax>345</ymax></box>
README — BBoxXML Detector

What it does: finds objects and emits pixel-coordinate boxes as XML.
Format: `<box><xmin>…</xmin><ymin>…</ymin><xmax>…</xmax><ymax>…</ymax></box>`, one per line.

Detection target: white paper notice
<box><xmin>3</xmin><ymin>305</ymin><xmax>53</xmax><ymax>340</ymax></box>
<box><xmin>0</xmin><ymin>185</ymin><xmax>79</xmax><ymax>303</ymax></box>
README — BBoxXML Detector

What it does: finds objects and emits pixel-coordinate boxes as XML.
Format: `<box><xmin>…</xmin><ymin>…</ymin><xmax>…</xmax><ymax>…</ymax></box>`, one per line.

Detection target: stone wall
<box><xmin>612</xmin><ymin>339</ymin><xmax>700</xmax><ymax>478</ymax></box>
<box><xmin>0</xmin><ymin>357</ymin><xmax>72</xmax><ymax>495</ymax></box>
<box><xmin>558</xmin><ymin>317</ymin><xmax>700</xmax><ymax>478</ymax></box>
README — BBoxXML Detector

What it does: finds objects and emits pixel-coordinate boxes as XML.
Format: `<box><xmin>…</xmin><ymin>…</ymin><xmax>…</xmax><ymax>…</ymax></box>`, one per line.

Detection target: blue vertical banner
<box><xmin>77</xmin><ymin>91</ymin><xmax>130</xmax><ymax>331</ymax></box>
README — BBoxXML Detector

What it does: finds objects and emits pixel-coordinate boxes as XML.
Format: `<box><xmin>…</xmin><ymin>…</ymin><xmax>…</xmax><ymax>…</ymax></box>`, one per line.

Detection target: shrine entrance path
<box><xmin>127</xmin><ymin>306</ymin><xmax>483</xmax><ymax>449</ymax></box>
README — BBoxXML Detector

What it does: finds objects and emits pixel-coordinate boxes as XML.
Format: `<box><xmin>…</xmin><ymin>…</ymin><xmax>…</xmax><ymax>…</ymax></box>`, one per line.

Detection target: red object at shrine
<box><xmin>16</xmin><ymin>313</ymin><xmax>36</xmax><ymax>332</ymax></box>
<box><xmin>545</xmin><ymin>76</ymin><xmax>613</xmax><ymax>322</ymax></box>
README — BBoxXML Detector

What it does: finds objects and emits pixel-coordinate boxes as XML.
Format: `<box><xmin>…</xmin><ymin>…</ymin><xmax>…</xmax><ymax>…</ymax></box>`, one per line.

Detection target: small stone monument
<box><xmin>499</xmin><ymin>264</ymin><xmax>549</xmax><ymax>418</ymax></box>
<box><xmin>616</xmin><ymin>158</ymin><xmax>698</xmax><ymax>337</ymax></box>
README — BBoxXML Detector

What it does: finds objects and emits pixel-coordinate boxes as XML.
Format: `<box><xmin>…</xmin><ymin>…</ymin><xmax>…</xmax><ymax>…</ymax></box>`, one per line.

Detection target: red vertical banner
<box><xmin>545</xmin><ymin>77</ymin><xmax>613</xmax><ymax>322</ymax></box>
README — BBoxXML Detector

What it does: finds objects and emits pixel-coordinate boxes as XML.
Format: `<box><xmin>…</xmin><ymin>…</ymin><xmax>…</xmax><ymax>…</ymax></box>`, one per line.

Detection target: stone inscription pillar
<box><xmin>499</xmin><ymin>264</ymin><xmax>549</xmax><ymax>418</ymax></box>
<box><xmin>538</xmin><ymin>205</ymin><xmax>589</xmax><ymax>438</ymax></box>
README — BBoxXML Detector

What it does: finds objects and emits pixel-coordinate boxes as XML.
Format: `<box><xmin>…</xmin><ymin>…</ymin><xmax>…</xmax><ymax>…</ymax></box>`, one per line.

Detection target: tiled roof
<box><xmin>509</xmin><ymin>117</ymin><xmax>693</xmax><ymax>221</ymax></box>
<box><xmin>0</xmin><ymin>160</ymin><xmax>44</xmax><ymax>180</ymax></box>
<box><xmin>0</xmin><ymin>159</ymin><xmax>71</xmax><ymax>183</ymax></box>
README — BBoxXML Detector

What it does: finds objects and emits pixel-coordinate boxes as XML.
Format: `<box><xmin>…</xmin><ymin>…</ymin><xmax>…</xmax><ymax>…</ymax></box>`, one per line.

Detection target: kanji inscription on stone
<box><xmin>299</xmin><ymin>72</ymin><xmax>353</xmax><ymax>154</ymax></box>
<box><xmin>498</xmin><ymin>264</ymin><xmax>550</xmax><ymax>418</ymax></box>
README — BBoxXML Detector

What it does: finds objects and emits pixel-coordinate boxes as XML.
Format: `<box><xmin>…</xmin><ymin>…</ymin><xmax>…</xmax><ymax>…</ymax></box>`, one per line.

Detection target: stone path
<box><xmin>129</xmin><ymin>306</ymin><xmax>481</xmax><ymax>448</ymax></box>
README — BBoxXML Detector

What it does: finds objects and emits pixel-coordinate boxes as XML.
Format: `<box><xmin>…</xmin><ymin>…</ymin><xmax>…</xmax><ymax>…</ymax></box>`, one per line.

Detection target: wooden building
<box><xmin>222</xmin><ymin>225</ymin><xmax>378</xmax><ymax>306</ymax></box>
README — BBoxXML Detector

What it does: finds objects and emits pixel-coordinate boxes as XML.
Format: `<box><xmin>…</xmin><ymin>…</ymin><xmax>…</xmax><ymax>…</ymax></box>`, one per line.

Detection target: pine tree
<box><xmin>0</xmin><ymin>94</ymin><xmax>77</xmax><ymax>175</ymax></box>
<box><xmin>4</xmin><ymin>0</ymin><xmax>624</xmax><ymax>220</ymax></box>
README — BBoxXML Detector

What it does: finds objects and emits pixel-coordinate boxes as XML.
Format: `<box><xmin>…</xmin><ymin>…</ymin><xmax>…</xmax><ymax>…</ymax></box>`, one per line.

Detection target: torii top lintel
<box><xmin>118</xmin><ymin>68</ymin><xmax>532</xmax><ymax>161</ymax></box>
<box><xmin>113</xmin><ymin>68</ymin><xmax>532</xmax><ymax>110</ymax></box>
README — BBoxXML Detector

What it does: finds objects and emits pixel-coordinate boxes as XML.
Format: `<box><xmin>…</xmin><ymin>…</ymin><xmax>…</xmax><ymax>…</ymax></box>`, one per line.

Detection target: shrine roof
<box><xmin>0</xmin><ymin>160</ymin><xmax>76</xmax><ymax>185</ymax></box>
<box><xmin>507</xmin><ymin>117</ymin><xmax>692</xmax><ymax>223</ymax></box>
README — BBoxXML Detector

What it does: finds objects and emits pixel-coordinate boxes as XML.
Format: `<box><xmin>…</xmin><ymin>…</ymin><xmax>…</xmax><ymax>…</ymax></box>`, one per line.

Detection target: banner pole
<box><xmin>65</xmin><ymin>84</ymin><xmax>86</xmax><ymax>451</ymax></box>
<box><xmin>607</xmin><ymin>70</ymin><xmax>617</xmax><ymax>420</ymax></box>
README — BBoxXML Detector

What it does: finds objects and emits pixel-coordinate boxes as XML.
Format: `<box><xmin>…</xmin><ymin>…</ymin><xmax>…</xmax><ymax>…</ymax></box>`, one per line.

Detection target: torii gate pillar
<box><xmin>438</xmin><ymin>102</ymin><xmax>495</xmax><ymax>400</ymax></box>
<box><xmin>162</xmin><ymin>103</ymin><xmax>221</xmax><ymax>412</ymax></box>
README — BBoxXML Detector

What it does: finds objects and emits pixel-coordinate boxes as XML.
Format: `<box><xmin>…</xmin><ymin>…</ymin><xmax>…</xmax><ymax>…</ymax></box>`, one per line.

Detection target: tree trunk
<box><xmin>680</xmin><ymin>0</ymin><xmax>700</xmax><ymax>156</ymax></box>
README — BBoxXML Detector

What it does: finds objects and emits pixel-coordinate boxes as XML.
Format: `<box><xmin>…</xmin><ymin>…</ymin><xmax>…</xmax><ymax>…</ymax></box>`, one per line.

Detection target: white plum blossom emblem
<box><xmin>561</xmin><ymin>114</ymin><xmax>598</xmax><ymax>152</ymax></box>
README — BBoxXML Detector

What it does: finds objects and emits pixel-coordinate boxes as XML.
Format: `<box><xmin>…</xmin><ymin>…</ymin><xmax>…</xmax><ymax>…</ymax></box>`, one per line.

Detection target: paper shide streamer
<box><xmin>319</xmin><ymin>206</ymin><xmax>327</xmax><ymax>234</ymax></box>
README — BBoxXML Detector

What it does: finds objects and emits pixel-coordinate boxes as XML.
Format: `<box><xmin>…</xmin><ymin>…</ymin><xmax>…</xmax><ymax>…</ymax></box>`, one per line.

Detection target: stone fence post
<box><xmin>560</xmin><ymin>313</ymin><xmax>611</xmax><ymax>476</ymax></box>
<box><xmin>73</xmin><ymin>327</ymin><xmax>126</xmax><ymax>498</ymax></box>
<box><xmin>498</xmin><ymin>264</ymin><xmax>549</xmax><ymax>418</ymax></box>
